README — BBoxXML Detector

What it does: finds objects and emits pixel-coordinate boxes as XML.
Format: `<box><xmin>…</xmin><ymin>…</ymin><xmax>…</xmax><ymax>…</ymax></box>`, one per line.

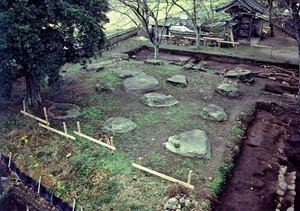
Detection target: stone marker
<box><xmin>123</xmin><ymin>75</ymin><xmax>160</xmax><ymax>94</ymax></box>
<box><xmin>200</xmin><ymin>104</ymin><xmax>228</xmax><ymax>121</ymax></box>
<box><xmin>216</xmin><ymin>81</ymin><xmax>241</xmax><ymax>98</ymax></box>
<box><xmin>167</xmin><ymin>75</ymin><xmax>188</xmax><ymax>88</ymax></box>
<box><xmin>48</xmin><ymin>103</ymin><xmax>81</xmax><ymax>120</ymax></box>
<box><xmin>141</xmin><ymin>93</ymin><xmax>179</xmax><ymax>107</ymax></box>
<box><xmin>164</xmin><ymin>129</ymin><xmax>211</xmax><ymax>158</ymax></box>
<box><xmin>103</xmin><ymin>117</ymin><xmax>137</xmax><ymax>133</ymax></box>
<box><xmin>144</xmin><ymin>59</ymin><xmax>164</xmax><ymax>65</ymax></box>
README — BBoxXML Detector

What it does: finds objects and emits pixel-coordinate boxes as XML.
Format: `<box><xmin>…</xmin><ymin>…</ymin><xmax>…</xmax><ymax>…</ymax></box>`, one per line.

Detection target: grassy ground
<box><xmin>0</xmin><ymin>35</ymin><xmax>269</xmax><ymax>211</ymax></box>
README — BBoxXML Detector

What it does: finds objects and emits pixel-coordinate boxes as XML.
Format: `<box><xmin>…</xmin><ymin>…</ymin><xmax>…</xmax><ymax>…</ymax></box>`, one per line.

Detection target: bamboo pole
<box><xmin>43</xmin><ymin>107</ymin><xmax>49</xmax><ymax>126</ymax></box>
<box><xmin>73</xmin><ymin>131</ymin><xmax>116</xmax><ymax>151</ymax></box>
<box><xmin>132</xmin><ymin>163</ymin><xmax>194</xmax><ymax>189</ymax></box>
<box><xmin>77</xmin><ymin>121</ymin><xmax>81</xmax><ymax>133</ymax></box>
<box><xmin>21</xmin><ymin>110</ymin><xmax>48</xmax><ymax>125</ymax></box>
<box><xmin>187</xmin><ymin>170</ymin><xmax>193</xmax><ymax>184</ymax></box>
<box><xmin>38</xmin><ymin>176</ymin><xmax>41</xmax><ymax>194</ymax></box>
<box><xmin>8</xmin><ymin>152</ymin><xmax>12</xmax><ymax>168</ymax></box>
<box><xmin>39</xmin><ymin>123</ymin><xmax>76</xmax><ymax>140</ymax></box>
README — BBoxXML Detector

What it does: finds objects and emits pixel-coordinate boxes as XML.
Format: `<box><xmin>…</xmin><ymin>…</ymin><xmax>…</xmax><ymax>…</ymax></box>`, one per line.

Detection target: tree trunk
<box><xmin>24</xmin><ymin>68</ymin><xmax>42</xmax><ymax>107</ymax></box>
<box><xmin>195</xmin><ymin>26</ymin><xmax>200</xmax><ymax>49</ymax></box>
<box><xmin>154</xmin><ymin>44</ymin><xmax>159</xmax><ymax>59</ymax></box>
<box><xmin>269</xmin><ymin>0</ymin><xmax>274</xmax><ymax>37</ymax></box>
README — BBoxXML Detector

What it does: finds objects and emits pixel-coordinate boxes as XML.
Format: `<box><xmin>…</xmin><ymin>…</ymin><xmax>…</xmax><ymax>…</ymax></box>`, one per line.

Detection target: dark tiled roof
<box><xmin>215</xmin><ymin>0</ymin><xmax>267</xmax><ymax>14</ymax></box>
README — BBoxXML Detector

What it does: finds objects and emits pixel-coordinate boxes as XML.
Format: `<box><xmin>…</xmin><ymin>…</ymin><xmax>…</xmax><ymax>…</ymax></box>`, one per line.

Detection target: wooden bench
<box><xmin>250</xmin><ymin>44</ymin><xmax>274</xmax><ymax>57</ymax></box>
<box><xmin>217</xmin><ymin>40</ymin><xmax>240</xmax><ymax>52</ymax></box>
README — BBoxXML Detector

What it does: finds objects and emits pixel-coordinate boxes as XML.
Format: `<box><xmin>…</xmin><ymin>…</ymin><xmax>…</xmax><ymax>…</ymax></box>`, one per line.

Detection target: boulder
<box><xmin>80</xmin><ymin>63</ymin><xmax>105</xmax><ymax>72</ymax></box>
<box><xmin>48</xmin><ymin>103</ymin><xmax>81</xmax><ymax>120</ymax></box>
<box><xmin>109</xmin><ymin>53</ymin><xmax>129</xmax><ymax>60</ymax></box>
<box><xmin>164</xmin><ymin>129</ymin><xmax>211</xmax><ymax>158</ymax></box>
<box><xmin>144</xmin><ymin>59</ymin><xmax>164</xmax><ymax>65</ymax></box>
<box><xmin>167</xmin><ymin>75</ymin><xmax>188</xmax><ymax>88</ymax></box>
<box><xmin>123</xmin><ymin>75</ymin><xmax>160</xmax><ymax>94</ymax></box>
<box><xmin>200</xmin><ymin>104</ymin><xmax>228</xmax><ymax>121</ymax></box>
<box><xmin>103</xmin><ymin>117</ymin><xmax>137</xmax><ymax>133</ymax></box>
<box><xmin>141</xmin><ymin>93</ymin><xmax>179</xmax><ymax>107</ymax></box>
<box><xmin>216</xmin><ymin>81</ymin><xmax>241</xmax><ymax>98</ymax></box>
<box><xmin>225</xmin><ymin>68</ymin><xmax>254</xmax><ymax>83</ymax></box>
<box><xmin>192</xmin><ymin>64</ymin><xmax>206</xmax><ymax>71</ymax></box>
<box><xmin>116</xmin><ymin>69</ymin><xmax>146</xmax><ymax>78</ymax></box>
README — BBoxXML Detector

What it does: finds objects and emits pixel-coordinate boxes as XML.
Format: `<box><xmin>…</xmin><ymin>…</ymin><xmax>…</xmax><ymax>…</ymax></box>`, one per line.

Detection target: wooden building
<box><xmin>215</xmin><ymin>0</ymin><xmax>267</xmax><ymax>42</ymax></box>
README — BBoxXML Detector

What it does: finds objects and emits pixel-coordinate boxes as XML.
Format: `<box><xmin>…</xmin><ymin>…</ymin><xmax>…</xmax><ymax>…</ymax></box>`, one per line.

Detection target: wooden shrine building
<box><xmin>215</xmin><ymin>0</ymin><xmax>267</xmax><ymax>42</ymax></box>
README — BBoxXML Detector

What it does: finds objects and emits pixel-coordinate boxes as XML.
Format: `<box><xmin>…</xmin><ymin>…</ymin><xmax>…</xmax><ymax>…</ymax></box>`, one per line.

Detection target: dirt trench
<box><xmin>214</xmin><ymin>102</ymin><xmax>300</xmax><ymax>211</ymax></box>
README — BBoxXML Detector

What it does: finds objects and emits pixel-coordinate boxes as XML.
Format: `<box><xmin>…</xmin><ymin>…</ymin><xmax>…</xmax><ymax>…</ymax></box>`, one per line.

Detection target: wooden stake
<box><xmin>23</xmin><ymin>100</ymin><xmax>26</xmax><ymax>112</ymax></box>
<box><xmin>81</xmin><ymin>206</ymin><xmax>83</xmax><ymax>211</ymax></box>
<box><xmin>74</xmin><ymin>131</ymin><xmax>116</xmax><ymax>150</ymax></box>
<box><xmin>63</xmin><ymin>122</ymin><xmax>68</xmax><ymax>140</ymax></box>
<box><xmin>38</xmin><ymin>176</ymin><xmax>41</xmax><ymax>194</ymax></box>
<box><xmin>137</xmin><ymin>157</ymin><xmax>143</xmax><ymax>178</ymax></box>
<box><xmin>187</xmin><ymin>170</ymin><xmax>193</xmax><ymax>184</ymax></box>
<box><xmin>8</xmin><ymin>152</ymin><xmax>12</xmax><ymax>168</ymax></box>
<box><xmin>72</xmin><ymin>199</ymin><xmax>76</xmax><ymax>211</ymax></box>
<box><xmin>110</xmin><ymin>136</ymin><xmax>114</xmax><ymax>147</ymax></box>
<box><xmin>77</xmin><ymin>121</ymin><xmax>81</xmax><ymax>133</ymax></box>
<box><xmin>132</xmin><ymin>162</ymin><xmax>194</xmax><ymax>189</ymax></box>
<box><xmin>39</xmin><ymin>123</ymin><xmax>76</xmax><ymax>140</ymax></box>
<box><xmin>43</xmin><ymin>107</ymin><xmax>49</xmax><ymax>126</ymax></box>
<box><xmin>21</xmin><ymin>110</ymin><xmax>48</xmax><ymax>125</ymax></box>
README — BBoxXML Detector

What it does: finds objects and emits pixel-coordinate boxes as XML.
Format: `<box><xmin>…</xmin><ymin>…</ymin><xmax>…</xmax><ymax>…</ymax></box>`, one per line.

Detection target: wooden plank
<box><xmin>74</xmin><ymin>131</ymin><xmax>116</xmax><ymax>151</ymax></box>
<box><xmin>21</xmin><ymin>110</ymin><xmax>49</xmax><ymax>125</ymax></box>
<box><xmin>39</xmin><ymin>123</ymin><xmax>75</xmax><ymax>140</ymax></box>
<box><xmin>132</xmin><ymin>163</ymin><xmax>194</xmax><ymax>189</ymax></box>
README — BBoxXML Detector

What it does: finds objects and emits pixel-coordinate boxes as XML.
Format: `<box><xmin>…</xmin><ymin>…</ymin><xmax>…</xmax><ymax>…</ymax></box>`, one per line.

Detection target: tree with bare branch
<box><xmin>112</xmin><ymin>0</ymin><xmax>176</xmax><ymax>58</ymax></box>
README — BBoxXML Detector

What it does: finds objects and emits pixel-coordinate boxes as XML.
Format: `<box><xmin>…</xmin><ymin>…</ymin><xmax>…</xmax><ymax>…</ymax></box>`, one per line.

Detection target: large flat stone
<box><xmin>123</xmin><ymin>75</ymin><xmax>160</xmax><ymax>94</ymax></box>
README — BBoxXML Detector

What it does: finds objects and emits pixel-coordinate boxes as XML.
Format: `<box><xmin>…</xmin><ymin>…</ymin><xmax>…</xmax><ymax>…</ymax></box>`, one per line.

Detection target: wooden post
<box><xmin>63</xmin><ymin>122</ymin><xmax>68</xmax><ymax>140</ymax></box>
<box><xmin>187</xmin><ymin>170</ymin><xmax>193</xmax><ymax>184</ymax></box>
<box><xmin>72</xmin><ymin>199</ymin><xmax>76</xmax><ymax>211</ymax></box>
<box><xmin>137</xmin><ymin>157</ymin><xmax>143</xmax><ymax>178</ymax></box>
<box><xmin>77</xmin><ymin>121</ymin><xmax>81</xmax><ymax>133</ymax></box>
<box><xmin>38</xmin><ymin>176</ymin><xmax>41</xmax><ymax>194</ymax></box>
<box><xmin>218</xmin><ymin>40</ymin><xmax>221</xmax><ymax>49</ymax></box>
<box><xmin>23</xmin><ymin>100</ymin><xmax>26</xmax><ymax>113</ymax></box>
<box><xmin>39</xmin><ymin>123</ymin><xmax>76</xmax><ymax>140</ymax></box>
<box><xmin>43</xmin><ymin>107</ymin><xmax>49</xmax><ymax>126</ymax></box>
<box><xmin>81</xmin><ymin>206</ymin><xmax>83</xmax><ymax>211</ymax></box>
<box><xmin>8</xmin><ymin>152</ymin><xmax>12</xmax><ymax>168</ymax></box>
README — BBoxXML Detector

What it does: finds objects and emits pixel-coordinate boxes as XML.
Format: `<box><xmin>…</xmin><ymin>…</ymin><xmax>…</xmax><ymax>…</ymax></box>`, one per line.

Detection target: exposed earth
<box><xmin>1</xmin><ymin>30</ymin><xmax>300</xmax><ymax>211</ymax></box>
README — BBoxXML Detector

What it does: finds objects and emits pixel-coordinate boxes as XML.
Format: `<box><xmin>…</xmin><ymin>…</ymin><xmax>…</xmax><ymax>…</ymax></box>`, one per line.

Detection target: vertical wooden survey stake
<box><xmin>137</xmin><ymin>157</ymin><xmax>143</xmax><ymax>178</ymax></box>
<box><xmin>38</xmin><ymin>176</ymin><xmax>41</xmax><ymax>194</ymax></box>
<box><xmin>43</xmin><ymin>107</ymin><xmax>49</xmax><ymax>126</ymax></box>
<box><xmin>187</xmin><ymin>170</ymin><xmax>193</xmax><ymax>184</ymax></box>
<box><xmin>77</xmin><ymin>121</ymin><xmax>81</xmax><ymax>133</ymax></box>
<box><xmin>63</xmin><ymin>122</ymin><xmax>68</xmax><ymax>140</ymax></box>
<box><xmin>22</xmin><ymin>100</ymin><xmax>25</xmax><ymax>112</ymax></box>
<box><xmin>8</xmin><ymin>152</ymin><xmax>12</xmax><ymax>168</ymax></box>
